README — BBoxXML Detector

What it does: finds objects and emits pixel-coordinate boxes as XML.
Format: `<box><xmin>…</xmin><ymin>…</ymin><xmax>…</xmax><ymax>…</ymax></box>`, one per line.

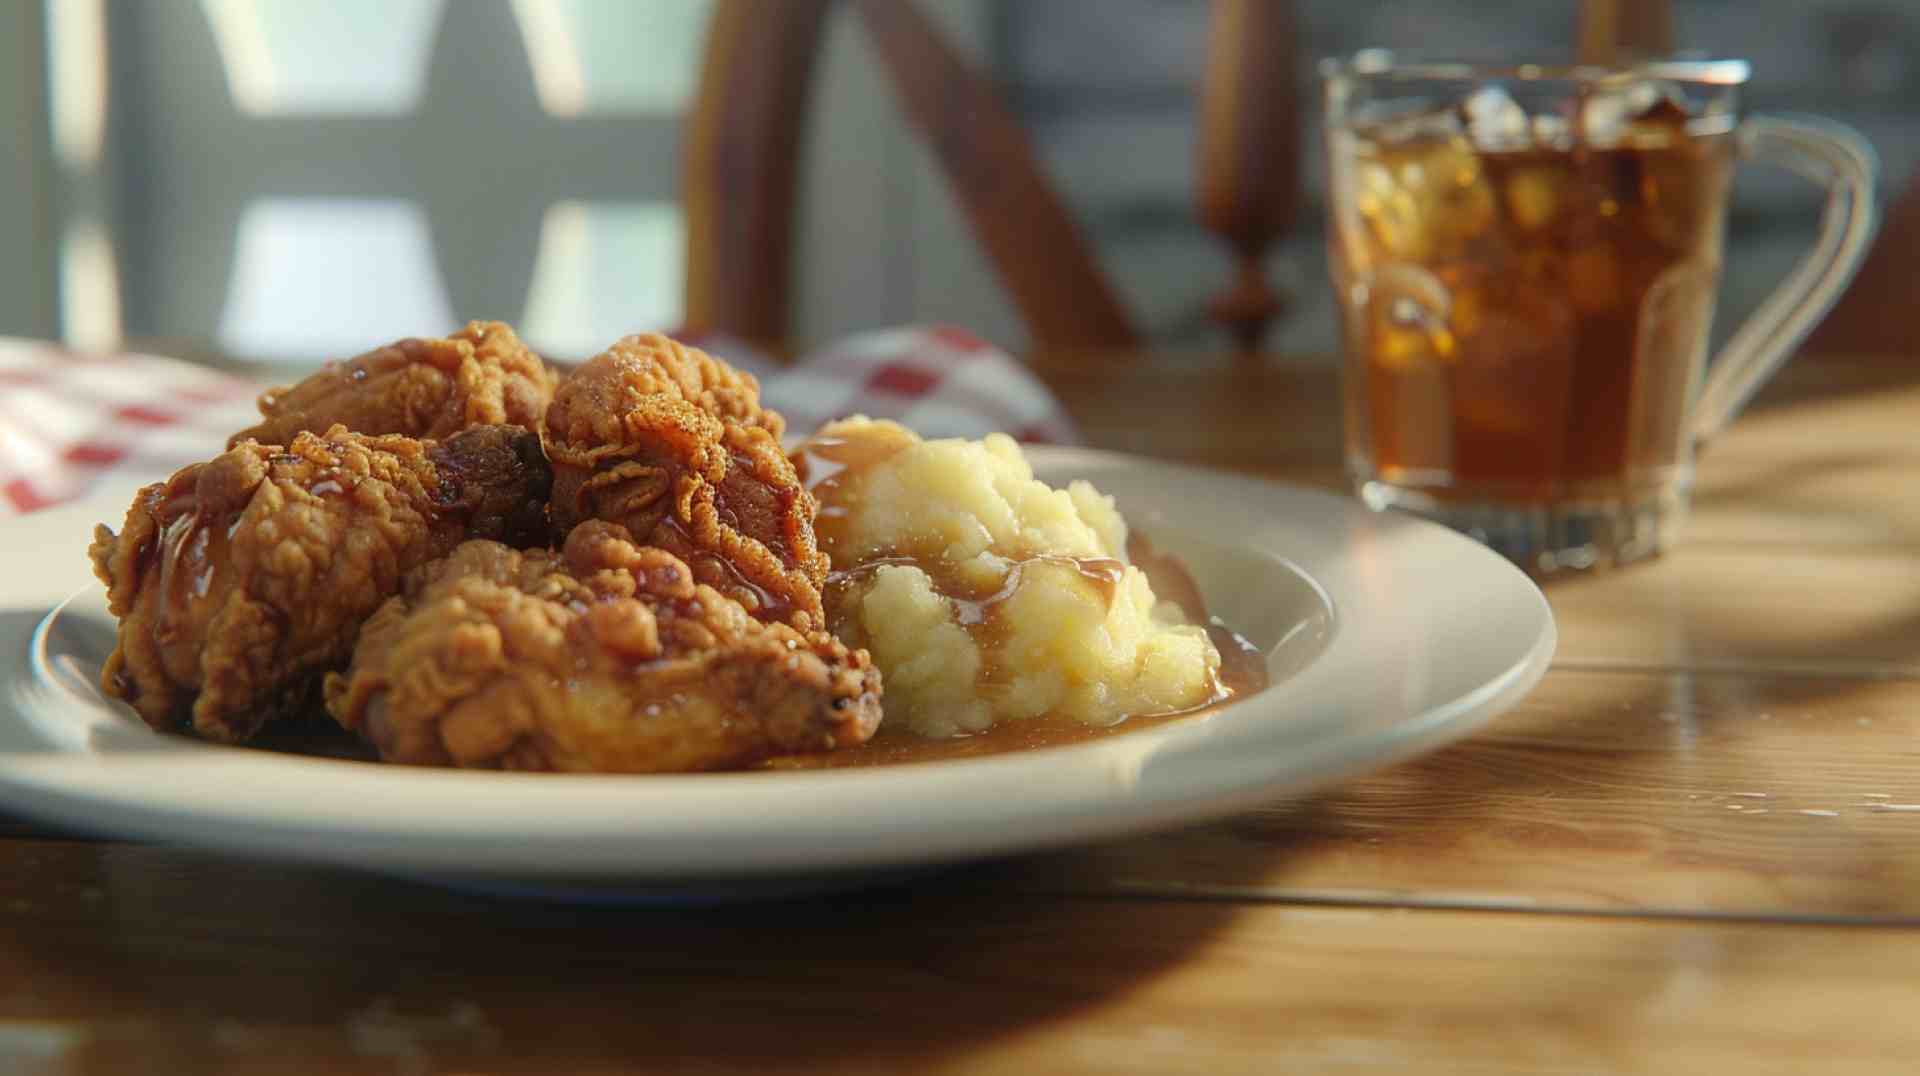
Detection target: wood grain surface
<box><xmin>1013</xmin><ymin>669</ymin><xmax>1920</xmax><ymax>919</ymax></box>
<box><xmin>1</xmin><ymin>841</ymin><xmax>1917</xmax><ymax>1074</ymax></box>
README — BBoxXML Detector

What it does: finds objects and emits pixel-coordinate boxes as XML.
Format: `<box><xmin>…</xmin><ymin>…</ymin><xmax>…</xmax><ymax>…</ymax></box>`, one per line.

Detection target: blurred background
<box><xmin>1</xmin><ymin>0</ymin><xmax>1914</xmax><ymax>367</ymax></box>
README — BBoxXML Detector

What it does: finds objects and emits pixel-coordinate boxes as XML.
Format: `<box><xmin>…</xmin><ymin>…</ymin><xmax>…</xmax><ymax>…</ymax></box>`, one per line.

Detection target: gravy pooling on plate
<box><xmin>252</xmin><ymin>522</ymin><xmax>1268</xmax><ymax>772</ymax></box>
<box><xmin>762</xmin><ymin>619</ymin><xmax>1266</xmax><ymax>769</ymax></box>
<box><xmin>254</xmin><ymin>606</ymin><xmax>1266</xmax><ymax>771</ymax></box>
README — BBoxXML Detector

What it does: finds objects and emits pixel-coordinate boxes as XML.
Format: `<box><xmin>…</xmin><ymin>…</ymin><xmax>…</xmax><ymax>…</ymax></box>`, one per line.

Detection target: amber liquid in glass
<box><xmin>1332</xmin><ymin>112</ymin><xmax>1735</xmax><ymax>504</ymax></box>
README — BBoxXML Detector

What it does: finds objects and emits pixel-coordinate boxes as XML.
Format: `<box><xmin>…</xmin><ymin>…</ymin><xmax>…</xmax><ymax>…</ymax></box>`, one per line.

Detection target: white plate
<box><xmin>0</xmin><ymin>449</ymin><xmax>1553</xmax><ymax>901</ymax></box>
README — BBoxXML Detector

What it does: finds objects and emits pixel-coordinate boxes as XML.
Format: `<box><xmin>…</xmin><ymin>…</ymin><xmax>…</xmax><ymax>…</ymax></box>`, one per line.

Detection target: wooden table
<box><xmin>5</xmin><ymin>353</ymin><xmax>1919</xmax><ymax>1073</ymax></box>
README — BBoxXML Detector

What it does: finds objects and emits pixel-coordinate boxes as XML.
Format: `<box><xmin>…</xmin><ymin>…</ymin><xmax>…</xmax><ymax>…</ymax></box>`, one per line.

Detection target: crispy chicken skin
<box><xmin>229</xmin><ymin>321</ymin><xmax>556</xmax><ymax>447</ymax></box>
<box><xmin>88</xmin><ymin>425</ymin><xmax>552</xmax><ymax>742</ymax></box>
<box><xmin>325</xmin><ymin>521</ymin><xmax>883</xmax><ymax>772</ymax></box>
<box><xmin>544</xmin><ymin>334</ymin><xmax>829</xmax><ymax>631</ymax></box>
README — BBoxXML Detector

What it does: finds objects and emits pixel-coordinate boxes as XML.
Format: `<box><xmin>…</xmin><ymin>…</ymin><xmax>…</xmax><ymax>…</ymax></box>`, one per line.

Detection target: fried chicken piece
<box><xmin>230</xmin><ymin>320</ymin><xmax>556</xmax><ymax>447</ymax></box>
<box><xmin>325</xmin><ymin>521</ymin><xmax>883</xmax><ymax>772</ymax></box>
<box><xmin>544</xmin><ymin>334</ymin><xmax>829</xmax><ymax>631</ymax></box>
<box><xmin>89</xmin><ymin>424</ymin><xmax>552</xmax><ymax>742</ymax></box>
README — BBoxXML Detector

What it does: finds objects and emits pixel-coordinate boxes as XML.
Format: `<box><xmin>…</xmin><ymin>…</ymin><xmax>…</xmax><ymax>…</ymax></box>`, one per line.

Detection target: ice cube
<box><xmin>1624</xmin><ymin>94</ymin><xmax>1693</xmax><ymax>148</ymax></box>
<box><xmin>1504</xmin><ymin>167</ymin><xmax>1563</xmax><ymax>231</ymax></box>
<box><xmin>1415</xmin><ymin>139</ymin><xmax>1498</xmax><ymax>258</ymax></box>
<box><xmin>1354</xmin><ymin>160</ymin><xmax>1424</xmax><ymax>259</ymax></box>
<box><xmin>1354</xmin><ymin>137</ymin><xmax>1499</xmax><ymax>262</ymax></box>
<box><xmin>1459</xmin><ymin>85</ymin><xmax>1529</xmax><ymax>150</ymax></box>
<box><xmin>1530</xmin><ymin>113</ymin><xmax>1572</xmax><ymax>150</ymax></box>
<box><xmin>1367</xmin><ymin>265</ymin><xmax>1458</xmax><ymax>370</ymax></box>
<box><xmin>1358</xmin><ymin>103</ymin><xmax>1465</xmax><ymax>148</ymax></box>
<box><xmin>1580</xmin><ymin>80</ymin><xmax>1689</xmax><ymax>147</ymax></box>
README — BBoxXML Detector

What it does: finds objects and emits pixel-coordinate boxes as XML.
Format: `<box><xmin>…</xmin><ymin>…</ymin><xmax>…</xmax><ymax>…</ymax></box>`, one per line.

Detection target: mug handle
<box><xmin>1687</xmin><ymin>115</ymin><xmax>1878</xmax><ymax>443</ymax></box>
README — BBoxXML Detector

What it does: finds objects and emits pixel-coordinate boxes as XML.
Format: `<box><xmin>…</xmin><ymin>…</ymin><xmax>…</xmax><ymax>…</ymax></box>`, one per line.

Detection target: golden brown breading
<box><xmin>230</xmin><ymin>321</ymin><xmax>556</xmax><ymax>447</ymax></box>
<box><xmin>544</xmin><ymin>334</ymin><xmax>828</xmax><ymax>631</ymax></box>
<box><xmin>89</xmin><ymin>425</ymin><xmax>552</xmax><ymax>742</ymax></box>
<box><xmin>325</xmin><ymin>521</ymin><xmax>883</xmax><ymax>773</ymax></box>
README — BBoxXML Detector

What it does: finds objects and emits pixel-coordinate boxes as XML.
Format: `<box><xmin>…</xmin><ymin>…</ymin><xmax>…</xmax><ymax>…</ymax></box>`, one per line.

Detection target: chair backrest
<box><xmin>679</xmin><ymin>0</ymin><xmax>832</xmax><ymax>359</ymax></box>
<box><xmin>682</xmin><ymin>0</ymin><xmax>1140</xmax><ymax>358</ymax></box>
<box><xmin>1578</xmin><ymin>0</ymin><xmax>1673</xmax><ymax>63</ymax></box>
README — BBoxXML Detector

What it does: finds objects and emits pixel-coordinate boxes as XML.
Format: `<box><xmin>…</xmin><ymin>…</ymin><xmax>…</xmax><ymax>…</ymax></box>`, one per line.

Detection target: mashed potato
<box><xmin>798</xmin><ymin>417</ymin><xmax>1220</xmax><ymax>737</ymax></box>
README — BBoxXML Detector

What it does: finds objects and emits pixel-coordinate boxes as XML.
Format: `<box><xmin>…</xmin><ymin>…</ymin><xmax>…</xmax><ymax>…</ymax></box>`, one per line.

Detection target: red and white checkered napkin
<box><xmin>0</xmin><ymin>325</ymin><xmax>1077</xmax><ymax>517</ymax></box>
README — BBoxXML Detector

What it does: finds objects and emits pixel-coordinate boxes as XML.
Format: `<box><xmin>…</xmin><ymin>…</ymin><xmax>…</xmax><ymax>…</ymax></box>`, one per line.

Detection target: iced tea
<box><xmin>1330</xmin><ymin>88</ymin><xmax>1736</xmax><ymax>504</ymax></box>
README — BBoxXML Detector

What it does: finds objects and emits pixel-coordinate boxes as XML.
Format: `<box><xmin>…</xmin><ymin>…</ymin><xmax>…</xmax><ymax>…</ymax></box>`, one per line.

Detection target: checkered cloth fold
<box><xmin>0</xmin><ymin>325</ymin><xmax>1076</xmax><ymax>516</ymax></box>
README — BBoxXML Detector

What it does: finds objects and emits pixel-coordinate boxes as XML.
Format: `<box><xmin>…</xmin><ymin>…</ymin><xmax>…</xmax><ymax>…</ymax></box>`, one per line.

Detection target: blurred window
<box><xmin>46</xmin><ymin>0</ymin><xmax>701</xmax><ymax>363</ymax></box>
<box><xmin>199</xmin><ymin>0</ymin><xmax>445</xmax><ymax>115</ymax></box>
<box><xmin>522</xmin><ymin>201</ymin><xmax>686</xmax><ymax>359</ymax></box>
<box><xmin>218</xmin><ymin>199</ymin><xmax>456</xmax><ymax>358</ymax></box>
<box><xmin>512</xmin><ymin>0</ymin><xmax>710</xmax><ymax>116</ymax></box>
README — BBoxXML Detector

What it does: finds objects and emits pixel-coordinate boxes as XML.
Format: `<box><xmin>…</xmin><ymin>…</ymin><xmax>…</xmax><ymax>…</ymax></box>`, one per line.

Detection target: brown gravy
<box><xmin>792</xmin><ymin>422</ymin><xmax>916</xmax><ymax>564</ymax></box>
<box><xmin>149</xmin><ymin>491</ymin><xmax>239</xmax><ymax>680</ymax></box>
<box><xmin>826</xmin><ymin>553</ymin><xmax>1126</xmax><ymax>633</ymax></box>
<box><xmin>253</xmin><ymin>606</ymin><xmax>1267</xmax><ymax>771</ymax></box>
<box><xmin>761</xmin><ymin>619</ymin><xmax>1266</xmax><ymax>770</ymax></box>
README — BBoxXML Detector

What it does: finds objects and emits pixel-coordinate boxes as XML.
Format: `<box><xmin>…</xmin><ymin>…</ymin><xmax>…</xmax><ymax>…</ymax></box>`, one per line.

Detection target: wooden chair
<box><xmin>682</xmin><ymin>0</ymin><xmax>1140</xmax><ymax>358</ymax></box>
<box><xmin>1577</xmin><ymin>0</ymin><xmax>1673</xmax><ymax>64</ymax></box>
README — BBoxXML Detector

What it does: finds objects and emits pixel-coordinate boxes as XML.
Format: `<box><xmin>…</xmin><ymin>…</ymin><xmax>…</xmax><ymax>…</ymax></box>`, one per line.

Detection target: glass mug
<box><xmin>1322</xmin><ymin>53</ymin><xmax>1876</xmax><ymax>574</ymax></box>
